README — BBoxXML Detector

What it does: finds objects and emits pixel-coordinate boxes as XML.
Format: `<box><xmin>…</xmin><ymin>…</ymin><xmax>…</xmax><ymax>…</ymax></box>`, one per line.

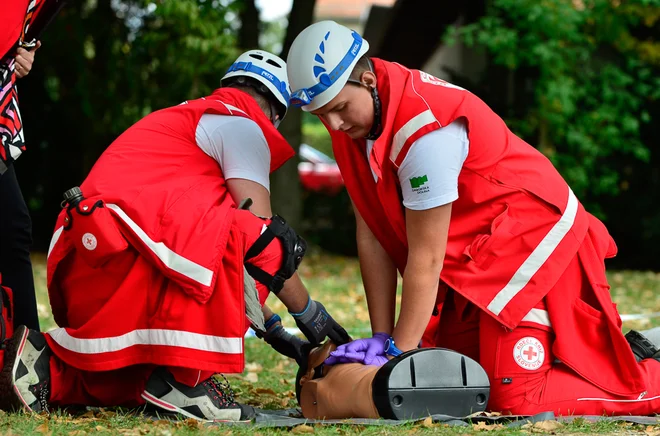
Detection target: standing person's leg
<box><xmin>0</xmin><ymin>165</ymin><xmax>39</xmax><ymax>331</ymax></box>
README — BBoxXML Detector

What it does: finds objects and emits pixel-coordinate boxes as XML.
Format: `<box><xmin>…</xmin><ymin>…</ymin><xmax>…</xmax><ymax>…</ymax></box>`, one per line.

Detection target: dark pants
<box><xmin>0</xmin><ymin>165</ymin><xmax>40</xmax><ymax>331</ymax></box>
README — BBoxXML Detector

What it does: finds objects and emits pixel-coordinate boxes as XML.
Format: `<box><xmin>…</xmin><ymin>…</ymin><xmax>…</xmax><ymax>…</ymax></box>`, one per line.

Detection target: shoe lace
<box><xmin>206</xmin><ymin>374</ymin><xmax>237</xmax><ymax>407</ymax></box>
<box><xmin>38</xmin><ymin>384</ymin><xmax>49</xmax><ymax>413</ymax></box>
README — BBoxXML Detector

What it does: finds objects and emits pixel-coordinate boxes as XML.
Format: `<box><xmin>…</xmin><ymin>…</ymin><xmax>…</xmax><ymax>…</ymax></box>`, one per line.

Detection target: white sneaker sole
<box><xmin>141</xmin><ymin>391</ymin><xmax>250</xmax><ymax>423</ymax></box>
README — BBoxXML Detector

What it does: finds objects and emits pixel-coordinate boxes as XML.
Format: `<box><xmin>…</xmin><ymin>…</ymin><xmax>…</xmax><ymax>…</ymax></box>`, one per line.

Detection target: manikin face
<box><xmin>311</xmin><ymin>71</ymin><xmax>376</xmax><ymax>140</ymax></box>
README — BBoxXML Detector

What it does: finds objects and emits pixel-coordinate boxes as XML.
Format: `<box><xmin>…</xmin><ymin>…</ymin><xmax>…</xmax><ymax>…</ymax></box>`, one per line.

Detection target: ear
<box><xmin>361</xmin><ymin>70</ymin><xmax>377</xmax><ymax>88</ymax></box>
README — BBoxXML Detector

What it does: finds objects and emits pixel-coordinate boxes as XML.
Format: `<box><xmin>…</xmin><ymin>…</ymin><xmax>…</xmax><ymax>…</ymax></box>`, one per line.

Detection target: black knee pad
<box><xmin>372</xmin><ymin>348</ymin><xmax>490</xmax><ymax>419</ymax></box>
<box><xmin>625</xmin><ymin>330</ymin><xmax>658</xmax><ymax>362</ymax></box>
<box><xmin>244</xmin><ymin>215</ymin><xmax>307</xmax><ymax>294</ymax></box>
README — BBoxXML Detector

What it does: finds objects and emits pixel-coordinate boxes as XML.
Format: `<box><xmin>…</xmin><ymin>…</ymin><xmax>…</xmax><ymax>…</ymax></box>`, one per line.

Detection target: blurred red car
<box><xmin>297</xmin><ymin>144</ymin><xmax>344</xmax><ymax>196</ymax></box>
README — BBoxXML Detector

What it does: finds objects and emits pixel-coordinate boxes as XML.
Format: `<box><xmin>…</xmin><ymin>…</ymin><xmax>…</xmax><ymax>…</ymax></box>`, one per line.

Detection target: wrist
<box><xmin>289</xmin><ymin>296</ymin><xmax>312</xmax><ymax>317</ymax></box>
<box><xmin>264</xmin><ymin>314</ymin><xmax>282</xmax><ymax>332</ymax></box>
<box><xmin>384</xmin><ymin>336</ymin><xmax>404</xmax><ymax>358</ymax></box>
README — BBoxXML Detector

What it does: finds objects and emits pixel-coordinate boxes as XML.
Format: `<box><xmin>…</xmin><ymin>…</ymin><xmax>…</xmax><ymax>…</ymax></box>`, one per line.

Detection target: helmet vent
<box><xmin>266</xmin><ymin>58</ymin><xmax>282</xmax><ymax>68</ymax></box>
<box><xmin>249</xmin><ymin>53</ymin><xmax>264</xmax><ymax>61</ymax></box>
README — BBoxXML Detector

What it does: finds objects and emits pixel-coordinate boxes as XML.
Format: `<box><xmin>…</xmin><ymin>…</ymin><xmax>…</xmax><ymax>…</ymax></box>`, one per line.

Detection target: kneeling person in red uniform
<box><xmin>0</xmin><ymin>50</ymin><xmax>349</xmax><ymax>422</ymax></box>
<box><xmin>286</xmin><ymin>21</ymin><xmax>660</xmax><ymax>416</ymax></box>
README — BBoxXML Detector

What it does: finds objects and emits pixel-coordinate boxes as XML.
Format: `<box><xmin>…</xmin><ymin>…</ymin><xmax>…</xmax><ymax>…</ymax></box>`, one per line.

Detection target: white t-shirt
<box><xmin>195</xmin><ymin>114</ymin><xmax>271</xmax><ymax>191</ymax></box>
<box><xmin>367</xmin><ymin>119</ymin><xmax>469</xmax><ymax>211</ymax></box>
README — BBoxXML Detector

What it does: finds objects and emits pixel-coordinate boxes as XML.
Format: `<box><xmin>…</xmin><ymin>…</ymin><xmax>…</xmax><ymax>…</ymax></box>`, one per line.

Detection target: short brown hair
<box><xmin>349</xmin><ymin>56</ymin><xmax>372</xmax><ymax>82</ymax></box>
<box><xmin>225</xmin><ymin>79</ymin><xmax>274</xmax><ymax>119</ymax></box>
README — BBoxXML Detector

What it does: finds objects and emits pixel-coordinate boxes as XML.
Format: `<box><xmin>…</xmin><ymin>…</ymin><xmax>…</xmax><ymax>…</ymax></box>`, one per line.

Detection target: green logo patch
<box><xmin>410</xmin><ymin>175</ymin><xmax>428</xmax><ymax>189</ymax></box>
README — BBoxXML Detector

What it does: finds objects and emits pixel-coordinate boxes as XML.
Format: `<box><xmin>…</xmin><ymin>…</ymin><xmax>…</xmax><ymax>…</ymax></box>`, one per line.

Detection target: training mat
<box><xmin>239</xmin><ymin>409</ymin><xmax>660</xmax><ymax>428</ymax></box>
<box><xmin>91</xmin><ymin>406</ymin><xmax>660</xmax><ymax>428</ymax></box>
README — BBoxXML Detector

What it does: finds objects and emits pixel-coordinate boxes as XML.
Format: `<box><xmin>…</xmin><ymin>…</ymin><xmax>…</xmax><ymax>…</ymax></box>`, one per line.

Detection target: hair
<box><xmin>349</xmin><ymin>55</ymin><xmax>372</xmax><ymax>82</ymax></box>
<box><xmin>224</xmin><ymin>77</ymin><xmax>277</xmax><ymax>119</ymax></box>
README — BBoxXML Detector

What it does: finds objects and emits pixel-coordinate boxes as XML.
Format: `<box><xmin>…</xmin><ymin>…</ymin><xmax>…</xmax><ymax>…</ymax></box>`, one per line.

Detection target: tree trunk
<box><xmin>238</xmin><ymin>0</ymin><xmax>260</xmax><ymax>50</ymax></box>
<box><xmin>270</xmin><ymin>0</ymin><xmax>316</xmax><ymax>229</ymax></box>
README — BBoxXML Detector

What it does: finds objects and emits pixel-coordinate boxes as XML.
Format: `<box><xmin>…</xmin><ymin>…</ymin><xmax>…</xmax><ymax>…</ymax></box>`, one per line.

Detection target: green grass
<box><xmin>3</xmin><ymin>250</ymin><xmax>660</xmax><ymax>434</ymax></box>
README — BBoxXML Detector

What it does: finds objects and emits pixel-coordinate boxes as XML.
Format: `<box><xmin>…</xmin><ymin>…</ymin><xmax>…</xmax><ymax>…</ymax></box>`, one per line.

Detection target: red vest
<box><xmin>45</xmin><ymin>89</ymin><xmax>293</xmax><ymax>373</ymax></box>
<box><xmin>331</xmin><ymin>59</ymin><xmax>644</xmax><ymax>396</ymax></box>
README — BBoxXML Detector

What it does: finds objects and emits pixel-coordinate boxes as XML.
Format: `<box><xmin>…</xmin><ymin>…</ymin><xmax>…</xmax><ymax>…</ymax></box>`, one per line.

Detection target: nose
<box><xmin>325</xmin><ymin>113</ymin><xmax>344</xmax><ymax>131</ymax></box>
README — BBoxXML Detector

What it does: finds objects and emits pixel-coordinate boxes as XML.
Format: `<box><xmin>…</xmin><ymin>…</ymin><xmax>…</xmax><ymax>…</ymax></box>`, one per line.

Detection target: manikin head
<box><xmin>221</xmin><ymin>50</ymin><xmax>291</xmax><ymax>128</ymax></box>
<box><xmin>287</xmin><ymin>21</ymin><xmax>379</xmax><ymax>139</ymax></box>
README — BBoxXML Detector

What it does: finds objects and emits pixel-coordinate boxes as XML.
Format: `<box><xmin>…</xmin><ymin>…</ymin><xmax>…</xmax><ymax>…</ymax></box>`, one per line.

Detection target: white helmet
<box><xmin>287</xmin><ymin>21</ymin><xmax>370</xmax><ymax>112</ymax></box>
<box><xmin>221</xmin><ymin>50</ymin><xmax>291</xmax><ymax>122</ymax></box>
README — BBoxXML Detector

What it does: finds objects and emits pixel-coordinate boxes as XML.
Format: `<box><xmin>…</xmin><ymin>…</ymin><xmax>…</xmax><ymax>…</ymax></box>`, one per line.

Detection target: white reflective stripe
<box><xmin>487</xmin><ymin>189</ymin><xmax>579</xmax><ymax>316</ymax></box>
<box><xmin>577</xmin><ymin>394</ymin><xmax>660</xmax><ymax>403</ymax></box>
<box><xmin>47</xmin><ymin>328</ymin><xmax>242</xmax><ymax>355</ymax></box>
<box><xmin>9</xmin><ymin>144</ymin><xmax>23</xmax><ymax>159</ymax></box>
<box><xmin>106</xmin><ymin>204</ymin><xmax>213</xmax><ymax>287</ymax></box>
<box><xmin>520</xmin><ymin>308</ymin><xmax>552</xmax><ymax>328</ymax></box>
<box><xmin>390</xmin><ymin>110</ymin><xmax>437</xmax><ymax>162</ymax></box>
<box><xmin>47</xmin><ymin>226</ymin><xmax>64</xmax><ymax>258</ymax></box>
<box><xmin>219</xmin><ymin>102</ymin><xmax>247</xmax><ymax>116</ymax></box>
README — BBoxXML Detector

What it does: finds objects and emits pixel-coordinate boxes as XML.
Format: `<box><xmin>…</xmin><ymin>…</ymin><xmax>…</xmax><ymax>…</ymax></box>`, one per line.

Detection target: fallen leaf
<box><xmin>245</xmin><ymin>372</ymin><xmax>259</xmax><ymax>383</ymax></box>
<box><xmin>292</xmin><ymin>424</ymin><xmax>315</xmax><ymax>434</ymax></box>
<box><xmin>35</xmin><ymin>423</ymin><xmax>49</xmax><ymax>434</ymax></box>
<box><xmin>95</xmin><ymin>426</ymin><xmax>106</xmax><ymax>432</ymax></box>
<box><xmin>532</xmin><ymin>420</ymin><xmax>563</xmax><ymax>433</ymax></box>
<box><xmin>472</xmin><ymin>421</ymin><xmax>504</xmax><ymax>431</ymax></box>
<box><xmin>645</xmin><ymin>425</ymin><xmax>660</xmax><ymax>436</ymax></box>
<box><xmin>422</xmin><ymin>416</ymin><xmax>435</xmax><ymax>428</ymax></box>
<box><xmin>68</xmin><ymin>431</ymin><xmax>86</xmax><ymax>436</ymax></box>
<box><xmin>281</xmin><ymin>397</ymin><xmax>291</xmax><ymax>407</ymax></box>
<box><xmin>245</xmin><ymin>362</ymin><xmax>263</xmax><ymax>372</ymax></box>
<box><xmin>255</xmin><ymin>388</ymin><xmax>277</xmax><ymax>395</ymax></box>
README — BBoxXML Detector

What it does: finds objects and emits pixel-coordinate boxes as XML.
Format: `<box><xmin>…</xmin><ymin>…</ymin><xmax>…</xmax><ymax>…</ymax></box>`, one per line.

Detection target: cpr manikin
<box><xmin>296</xmin><ymin>342</ymin><xmax>490</xmax><ymax>419</ymax></box>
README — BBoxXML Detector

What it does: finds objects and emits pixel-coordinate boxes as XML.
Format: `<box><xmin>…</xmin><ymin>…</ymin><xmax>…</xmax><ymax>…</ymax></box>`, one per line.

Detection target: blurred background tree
<box><xmin>443</xmin><ymin>0</ymin><xmax>660</xmax><ymax>268</ymax></box>
<box><xmin>12</xmin><ymin>0</ymin><xmax>660</xmax><ymax>267</ymax></box>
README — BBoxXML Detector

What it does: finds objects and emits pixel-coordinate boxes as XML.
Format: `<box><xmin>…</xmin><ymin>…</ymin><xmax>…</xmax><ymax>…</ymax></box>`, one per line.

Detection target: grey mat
<box><xmin>243</xmin><ymin>409</ymin><xmax>660</xmax><ymax>428</ymax></box>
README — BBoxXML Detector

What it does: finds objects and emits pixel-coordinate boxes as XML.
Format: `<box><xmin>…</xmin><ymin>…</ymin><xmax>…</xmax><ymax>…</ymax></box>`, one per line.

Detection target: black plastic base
<box><xmin>372</xmin><ymin>348</ymin><xmax>490</xmax><ymax>420</ymax></box>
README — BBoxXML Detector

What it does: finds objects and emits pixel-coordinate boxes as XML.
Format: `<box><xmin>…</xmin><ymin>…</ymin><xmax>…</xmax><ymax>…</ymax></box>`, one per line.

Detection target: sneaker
<box><xmin>142</xmin><ymin>367</ymin><xmax>255</xmax><ymax>422</ymax></box>
<box><xmin>0</xmin><ymin>325</ymin><xmax>51</xmax><ymax>413</ymax></box>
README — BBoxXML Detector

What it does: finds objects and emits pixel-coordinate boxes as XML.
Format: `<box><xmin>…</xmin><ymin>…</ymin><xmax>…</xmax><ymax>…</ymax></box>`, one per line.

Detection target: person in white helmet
<box><xmin>0</xmin><ymin>50</ymin><xmax>350</xmax><ymax>422</ymax></box>
<box><xmin>286</xmin><ymin>21</ymin><xmax>660</xmax><ymax>417</ymax></box>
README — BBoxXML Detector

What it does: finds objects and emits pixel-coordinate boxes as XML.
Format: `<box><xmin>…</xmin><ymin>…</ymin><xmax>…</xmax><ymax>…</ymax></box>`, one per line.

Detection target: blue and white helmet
<box><xmin>221</xmin><ymin>50</ymin><xmax>291</xmax><ymax>121</ymax></box>
<box><xmin>287</xmin><ymin>21</ymin><xmax>370</xmax><ymax>112</ymax></box>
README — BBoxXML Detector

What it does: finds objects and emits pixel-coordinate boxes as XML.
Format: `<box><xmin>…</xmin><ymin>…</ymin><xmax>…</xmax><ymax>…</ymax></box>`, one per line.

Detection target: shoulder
<box><xmin>199</xmin><ymin>114</ymin><xmax>265</xmax><ymax>137</ymax></box>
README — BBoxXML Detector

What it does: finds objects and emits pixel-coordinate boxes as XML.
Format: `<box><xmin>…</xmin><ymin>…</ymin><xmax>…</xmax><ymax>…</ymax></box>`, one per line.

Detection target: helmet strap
<box><xmin>364</xmin><ymin>85</ymin><xmax>382</xmax><ymax>140</ymax></box>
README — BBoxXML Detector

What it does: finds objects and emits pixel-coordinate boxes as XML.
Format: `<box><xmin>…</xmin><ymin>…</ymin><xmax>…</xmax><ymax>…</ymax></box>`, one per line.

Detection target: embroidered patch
<box><xmin>513</xmin><ymin>337</ymin><xmax>545</xmax><ymax>370</ymax></box>
<box><xmin>82</xmin><ymin>233</ymin><xmax>97</xmax><ymax>251</ymax></box>
<box><xmin>419</xmin><ymin>71</ymin><xmax>465</xmax><ymax>90</ymax></box>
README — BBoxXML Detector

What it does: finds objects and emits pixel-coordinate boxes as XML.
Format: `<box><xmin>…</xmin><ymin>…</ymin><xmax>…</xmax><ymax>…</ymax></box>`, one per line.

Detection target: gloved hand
<box><xmin>290</xmin><ymin>298</ymin><xmax>351</xmax><ymax>346</ymax></box>
<box><xmin>262</xmin><ymin>317</ymin><xmax>310</xmax><ymax>365</ymax></box>
<box><xmin>325</xmin><ymin>333</ymin><xmax>389</xmax><ymax>366</ymax></box>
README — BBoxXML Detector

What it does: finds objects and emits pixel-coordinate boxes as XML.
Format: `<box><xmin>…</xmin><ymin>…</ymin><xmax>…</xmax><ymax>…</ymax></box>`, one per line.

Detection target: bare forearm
<box><xmin>261</xmin><ymin>304</ymin><xmax>275</xmax><ymax>321</ymax></box>
<box><xmin>357</xmin><ymin>225</ymin><xmax>397</xmax><ymax>335</ymax></box>
<box><xmin>393</xmin><ymin>260</ymin><xmax>441</xmax><ymax>351</ymax></box>
<box><xmin>276</xmin><ymin>272</ymin><xmax>310</xmax><ymax>313</ymax></box>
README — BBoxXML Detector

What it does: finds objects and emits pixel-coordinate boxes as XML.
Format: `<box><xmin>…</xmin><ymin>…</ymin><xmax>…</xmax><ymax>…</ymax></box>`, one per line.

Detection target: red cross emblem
<box><xmin>513</xmin><ymin>337</ymin><xmax>545</xmax><ymax>370</ymax></box>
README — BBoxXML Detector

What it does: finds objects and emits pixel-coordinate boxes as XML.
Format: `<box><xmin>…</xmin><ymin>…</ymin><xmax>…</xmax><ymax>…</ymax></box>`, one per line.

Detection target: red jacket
<box><xmin>330</xmin><ymin>59</ymin><xmax>644</xmax><ymax>396</ymax></box>
<box><xmin>45</xmin><ymin>88</ymin><xmax>293</xmax><ymax>373</ymax></box>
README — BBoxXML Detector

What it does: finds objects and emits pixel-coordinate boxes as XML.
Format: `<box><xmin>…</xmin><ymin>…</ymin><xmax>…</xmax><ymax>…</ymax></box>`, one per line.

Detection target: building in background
<box><xmin>314</xmin><ymin>0</ymin><xmax>395</xmax><ymax>33</ymax></box>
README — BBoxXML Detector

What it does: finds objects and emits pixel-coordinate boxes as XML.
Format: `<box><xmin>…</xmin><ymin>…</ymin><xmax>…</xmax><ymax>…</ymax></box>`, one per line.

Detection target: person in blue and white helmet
<box><xmin>0</xmin><ymin>49</ymin><xmax>350</xmax><ymax>423</ymax></box>
<box><xmin>287</xmin><ymin>21</ymin><xmax>660</xmax><ymax>418</ymax></box>
<box><xmin>221</xmin><ymin>49</ymin><xmax>291</xmax><ymax>128</ymax></box>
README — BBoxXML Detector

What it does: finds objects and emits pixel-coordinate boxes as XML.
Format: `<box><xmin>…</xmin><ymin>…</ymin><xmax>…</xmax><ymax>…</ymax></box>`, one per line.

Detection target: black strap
<box><xmin>244</xmin><ymin>216</ymin><xmax>287</xmax><ymax>261</ymax></box>
<box><xmin>0</xmin><ymin>287</ymin><xmax>6</xmax><ymax>344</ymax></box>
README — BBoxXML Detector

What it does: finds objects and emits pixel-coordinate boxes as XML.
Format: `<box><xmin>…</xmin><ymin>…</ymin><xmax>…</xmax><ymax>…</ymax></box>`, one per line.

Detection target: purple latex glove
<box><xmin>324</xmin><ymin>333</ymin><xmax>389</xmax><ymax>366</ymax></box>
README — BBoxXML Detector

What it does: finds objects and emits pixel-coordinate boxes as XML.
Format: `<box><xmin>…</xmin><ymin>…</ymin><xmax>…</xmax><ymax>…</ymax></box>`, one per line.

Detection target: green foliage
<box><xmin>446</xmin><ymin>0</ymin><xmax>660</xmax><ymax>204</ymax></box>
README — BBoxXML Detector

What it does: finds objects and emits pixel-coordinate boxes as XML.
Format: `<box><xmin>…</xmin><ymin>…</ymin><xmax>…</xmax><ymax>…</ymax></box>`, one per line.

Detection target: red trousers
<box><xmin>434</xmin><ymin>278</ymin><xmax>660</xmax><ymax>416</ymax></box>
<box><xmin>48</xmin><ymin>211</ymin><xmax>283</xmax><ymax>407</ymax></box>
